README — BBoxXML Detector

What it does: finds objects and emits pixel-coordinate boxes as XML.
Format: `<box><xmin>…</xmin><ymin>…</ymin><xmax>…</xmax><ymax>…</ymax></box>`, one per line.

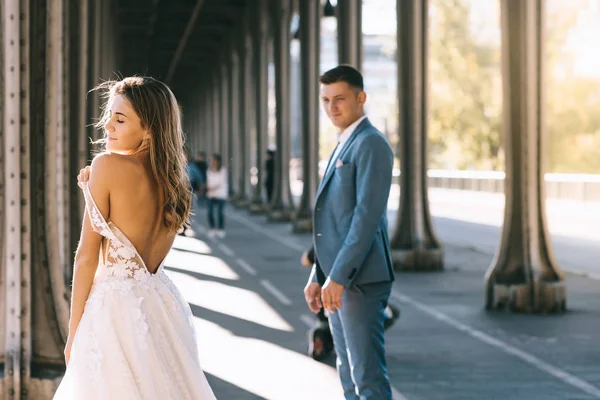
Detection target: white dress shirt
<box><xmin>325</xmin><ymin>115</ymin><xmax>367</xmax><ymax>175</ymax></box>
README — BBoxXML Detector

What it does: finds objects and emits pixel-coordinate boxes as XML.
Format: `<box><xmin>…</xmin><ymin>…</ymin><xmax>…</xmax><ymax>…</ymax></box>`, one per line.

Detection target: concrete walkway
<box><xmin>166</xmin><ymin>202</ymin><xmax>600</xmax><ymax>400</ymax></box>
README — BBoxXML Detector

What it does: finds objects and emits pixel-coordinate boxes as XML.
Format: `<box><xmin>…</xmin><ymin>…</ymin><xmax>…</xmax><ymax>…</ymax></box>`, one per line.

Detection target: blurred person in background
<box><xmin>265</xmin><ymin>145</ymin><xmax>276</xmax><ymax>203</ymax></box>
<box><xmin>194</xmin><ymin>151</ymin><xmax>208</xmax><ymax>207</ymax></box>
<box><xmin>206</xmin><ymin>153</ymin><xmax>228</xmax><ymax>238</ymax></box>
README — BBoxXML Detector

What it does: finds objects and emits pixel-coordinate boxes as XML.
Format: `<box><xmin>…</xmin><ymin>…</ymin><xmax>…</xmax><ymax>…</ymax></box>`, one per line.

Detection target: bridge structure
<box><xmin>0</xmin><ymin>0</ymin><xmax>589</xmax><ymax>398</ymax></box>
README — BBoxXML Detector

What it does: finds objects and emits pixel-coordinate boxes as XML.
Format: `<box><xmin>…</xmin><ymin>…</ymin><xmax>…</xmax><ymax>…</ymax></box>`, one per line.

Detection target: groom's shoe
<box><xmin>383</xmin><ymin>304</ymin><xmax>400</xmax><ymax>331</ymax></box>
<box><xmin>308</xmin><ymin>321</ymin><xmax>334</xmax><ymax>361</ymax></box>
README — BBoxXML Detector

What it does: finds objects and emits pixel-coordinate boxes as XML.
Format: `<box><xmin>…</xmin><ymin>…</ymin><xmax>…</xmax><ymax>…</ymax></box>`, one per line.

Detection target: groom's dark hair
<box><xmin>319</xmin><ymin>64</ymin><xmax>364</xmax><ymax>92</ymax></box>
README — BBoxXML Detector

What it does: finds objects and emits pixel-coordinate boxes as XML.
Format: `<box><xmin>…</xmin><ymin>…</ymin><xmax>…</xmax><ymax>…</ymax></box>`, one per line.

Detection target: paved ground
<box><xmin>421</xmin><ymin>188</ymin><xmax>600</xmax><ymax>279</ymax></box>
<box><xmin>166</xmin><ymin>200</ymin><xmax>600</xmax><ymax>400</ymax></box>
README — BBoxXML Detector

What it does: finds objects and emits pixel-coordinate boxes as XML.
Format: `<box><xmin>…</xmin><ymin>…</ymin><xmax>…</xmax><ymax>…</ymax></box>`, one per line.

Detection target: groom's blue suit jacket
<box><xmin>310</xmin><ymin>118</ymin><xmax>395</xmax><ymax>288</ymax></box>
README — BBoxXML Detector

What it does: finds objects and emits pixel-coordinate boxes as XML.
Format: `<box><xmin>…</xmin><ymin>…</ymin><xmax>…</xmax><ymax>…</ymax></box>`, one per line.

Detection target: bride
<box><xmin>54</xmin><ymin>76</ymin><xmax>216</xmax><ymax>399</ymax></box>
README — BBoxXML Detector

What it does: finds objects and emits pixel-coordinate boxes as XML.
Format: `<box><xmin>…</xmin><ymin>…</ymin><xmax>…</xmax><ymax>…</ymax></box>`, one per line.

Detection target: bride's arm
<box><xmin>68</xmin><ymin>156</ymin><xmax>111</xmax><ymax>345</ymax></box>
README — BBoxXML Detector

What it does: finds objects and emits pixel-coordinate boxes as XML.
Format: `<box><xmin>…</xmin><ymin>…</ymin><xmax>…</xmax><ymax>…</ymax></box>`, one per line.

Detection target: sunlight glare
<box><xmin>164</xmin><ymin>250</ymin><xmax>240</xmax><ymax>281</ymax></box>
<box><xmin>172</xmin><ymin>235</ymin><xmax>213</xmax><ymax>254</ymax></box>
<box><xmin>194</xmin><ymin>318</ymin><xmax>343</xmax><ymax>400</ymax></box>
<box><xmin>167</xmin><ymin>271</ymin><xmax>293</xmax><ymax>332</ymax></box>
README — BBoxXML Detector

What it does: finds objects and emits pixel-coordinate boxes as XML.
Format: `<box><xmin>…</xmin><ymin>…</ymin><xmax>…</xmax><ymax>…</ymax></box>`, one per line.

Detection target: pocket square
<box><xmin>335</xmin><ymin>159</ymin><xmax>344</xmax><ymax>168</ymax></box>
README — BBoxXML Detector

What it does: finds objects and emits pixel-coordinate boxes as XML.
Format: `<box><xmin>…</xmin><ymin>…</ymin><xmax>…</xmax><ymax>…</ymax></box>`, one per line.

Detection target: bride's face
<box><xmin>104</xmin><ymin>94</ymin><xmax>148</xmax><ymax>154</ymax></box>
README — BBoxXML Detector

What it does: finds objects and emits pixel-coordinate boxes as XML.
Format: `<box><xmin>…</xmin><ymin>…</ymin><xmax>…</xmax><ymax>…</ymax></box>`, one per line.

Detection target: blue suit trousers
<box><xmin>328</xmin><ymin>281</ymin><xmax>393</xmax><ymax>400</ymax></box>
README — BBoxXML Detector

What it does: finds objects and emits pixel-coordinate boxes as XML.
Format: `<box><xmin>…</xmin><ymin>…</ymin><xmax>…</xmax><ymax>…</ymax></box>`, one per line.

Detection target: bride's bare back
<box><xmin>103</xmin><ymin>153</ymin><xmax>175</xmax><ymax>274</ymax></box>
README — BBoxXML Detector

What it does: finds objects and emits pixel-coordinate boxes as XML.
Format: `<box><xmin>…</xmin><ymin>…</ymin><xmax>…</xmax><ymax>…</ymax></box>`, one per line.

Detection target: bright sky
<box><xmin>562</xmin><ymin>0</ymin><xmax>600</xmax><ymax>77</ymax></box>
<box><xmin>358</xmin><ymin>0</ymin><xmax>600</xmax><ymax>78</ymax></box>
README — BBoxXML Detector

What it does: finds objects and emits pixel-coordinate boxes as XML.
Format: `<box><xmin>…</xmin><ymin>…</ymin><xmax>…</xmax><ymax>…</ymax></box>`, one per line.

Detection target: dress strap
<box><xmin>82</xmin><ymin>182</ymin><xmax>119</xmax><ymax>242</ymax></box>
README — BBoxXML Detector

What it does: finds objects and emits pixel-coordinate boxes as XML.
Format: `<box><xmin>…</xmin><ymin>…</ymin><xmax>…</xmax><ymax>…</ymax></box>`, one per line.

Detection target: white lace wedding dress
<box><xmin>54</xmin><ymin>182</ymin><xmax>216</xmax><ymax>399</ymax></box>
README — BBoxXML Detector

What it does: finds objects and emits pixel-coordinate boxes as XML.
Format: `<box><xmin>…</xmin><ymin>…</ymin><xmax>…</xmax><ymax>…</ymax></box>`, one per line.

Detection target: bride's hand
<box><xmin>77</xmin><ymin>166</ymin><xmax>91</xmax><ymax>189</ymax></box>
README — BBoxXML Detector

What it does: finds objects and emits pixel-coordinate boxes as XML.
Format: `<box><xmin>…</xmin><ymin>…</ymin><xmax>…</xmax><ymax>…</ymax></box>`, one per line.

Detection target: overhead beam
<box><xmin>166</xmin><ymin>0</ymin><xmax>206</xmax><ymax>82</ymax></box>
<box><xmin>144</xmin><ymin>0</ymin><xmax>161</xmax><ymax>70</ymax></box>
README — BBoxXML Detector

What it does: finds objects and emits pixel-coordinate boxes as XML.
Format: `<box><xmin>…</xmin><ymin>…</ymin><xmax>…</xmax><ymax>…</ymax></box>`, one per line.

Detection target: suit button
<box><xmin>317</xmin><ymin>233</ymin><xmax>322</xmax><ymax>237</ymax></box>
<box><xmin>316</xmin><ymin>208</ymin><xmax>321</xmax><ymax>211</ymax></box>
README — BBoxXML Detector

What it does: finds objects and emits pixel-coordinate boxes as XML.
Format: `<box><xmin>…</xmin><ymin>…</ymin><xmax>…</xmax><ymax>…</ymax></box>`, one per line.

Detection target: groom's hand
<box><xmin>321</xmin><ymin>278</ymin><xmax>344</xmax><ymax>313</ymax></box>
<box><xmin>304</xmin><ymin>282</ymin><xmax>323</xmax><ymax>313</ymax></box>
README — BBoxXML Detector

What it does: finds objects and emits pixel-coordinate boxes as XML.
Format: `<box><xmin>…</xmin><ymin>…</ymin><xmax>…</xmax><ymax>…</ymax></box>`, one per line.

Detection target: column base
<box><xmin>249</xmin><ymin>202</ymin><xmax>267</xmax><ymax>214</ymax></box>
<box><xmin>391</xmin><ymin>248</ymin><xmax>444</xmax><ymax>271</ymax></box>
<box><xmin>228</xmin><ymin>195</ymin><xmax>240</xmax><ymax>205</ymax></box>
<box><xmin>292</xmin><ymin>217</ymin><xmax>312</xmax><ymax>233</ymax></box>
<box><xmin>268</xmin><ymin>208</ymin><xmax>293</xmax><ymax>222</ymax></box>
<box><xmin>234</xmin><ymin>199</ymin><xmax>251</xmax><ymax>208</ymax></box>
<box><xmin>486</xmin><ymin>280</ymin><xmax>566</xmax><ymax>313</ymax></box>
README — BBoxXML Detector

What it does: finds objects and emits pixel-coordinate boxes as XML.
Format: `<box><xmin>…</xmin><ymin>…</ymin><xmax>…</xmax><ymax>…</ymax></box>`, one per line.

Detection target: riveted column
<box><xmin>3</xmin><ymin>2</ymin><xmax>26</xmax><ymax>398</ymax></box>
<box><xmin>0</xmin><ymin>0</ymin><xmax>6</xmax><ymax>390</ymax></box>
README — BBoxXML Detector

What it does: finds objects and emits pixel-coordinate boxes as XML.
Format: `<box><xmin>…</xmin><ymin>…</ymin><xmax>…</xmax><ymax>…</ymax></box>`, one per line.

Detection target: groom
<box><xmin>304</xmin><ymin>65</ymin><xmax>395</xmax><ymax>399</ymax></box>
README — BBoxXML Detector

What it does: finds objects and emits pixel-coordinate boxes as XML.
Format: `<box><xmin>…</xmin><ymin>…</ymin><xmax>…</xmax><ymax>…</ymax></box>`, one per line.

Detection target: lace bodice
<box><xmin>52</xmin><ymin>183</ymin><xmax>216</xmax><ymax>400</ymax></box>
<box><xmin>82</xmin><ymin>182</ymin><xmax>165</xmax><ymax>282</ymax></box>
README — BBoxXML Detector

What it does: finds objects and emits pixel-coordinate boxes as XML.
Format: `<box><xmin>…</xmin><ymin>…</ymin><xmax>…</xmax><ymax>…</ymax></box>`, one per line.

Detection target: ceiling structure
<box><xmin>116</xmin><ymin>0</ymin><xmax>248</xmax><ymax>95</ymax></box>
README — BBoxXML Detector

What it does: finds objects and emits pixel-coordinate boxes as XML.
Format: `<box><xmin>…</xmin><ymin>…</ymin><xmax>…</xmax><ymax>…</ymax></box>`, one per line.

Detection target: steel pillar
<box><xmin>336</xmin><ymin>0</ymin><xmax>362</xmax><ymax>69</ymax></box>
<box><xmin>220</xmin><ymin>60</ymin><xmax>230</xmax><ymax>176</ymax></box>
<box><xmin>212</xmin><ymin>70</ymin><xmax>221</xmax><ymax>154</ymax></box>
<box><xmin>205</xmin><ymin>86</ymin><xmax>214</xmax><ymax>155</ymax></box>
<box><xmin>485</xmin><ymin>0</ymin><xmax>566</xmax><ymax>313</ymax></box>
<box><xmin>228</xmin><ymin>47</ymin><xmax>239</xmax><ymax>198</ymax></box>
<box><xmin>389</xmin><ymin>0</ymin><xmax>444</xmax><ymax>271</ymax></box>
<box><xmin>292</xmin><ymin>0</ymin><xmax>320</xmax><ymax>233</ymax></box>
<box><xmin>268</xmin><ymin>0</ymin><xmax>295</xmax><ymax>222</ymax></box>
<box><xmin>234</xmin><ymin>11</ymin><xmax>250</xmax><ymax>207</ymax></box>
<box><xmin>249</xmin><ymin>0</ymin><xmax>270</xmax><ymax>214</ymax></box>
<box><xmin>2</xmin><ymin>0</ymin><xmax>75</xmax><ymax>397</ymax></box>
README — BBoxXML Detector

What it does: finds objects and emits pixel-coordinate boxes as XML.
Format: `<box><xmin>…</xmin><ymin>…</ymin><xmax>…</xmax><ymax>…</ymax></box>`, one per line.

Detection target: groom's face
<box><xmin>320</xmin><ymin>82</ymin><xmax>366</xmax><ymax>130</ymax></box>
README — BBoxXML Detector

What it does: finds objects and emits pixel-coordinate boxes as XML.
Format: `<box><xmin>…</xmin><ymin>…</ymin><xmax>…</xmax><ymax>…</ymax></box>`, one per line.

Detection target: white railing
<box><xmin>295</xmin><ymin>161</ymin><xmax>600</xmax><ymax>202</ymax></box>
<box><xmin>419</xmin><ymin>169</ymin><xmax>600</xmax><ymax>202</ymax></box>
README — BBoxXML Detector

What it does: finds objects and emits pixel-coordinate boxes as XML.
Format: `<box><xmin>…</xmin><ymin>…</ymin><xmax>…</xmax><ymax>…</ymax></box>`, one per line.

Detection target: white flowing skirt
<box><xmin>53</xmin><ymin>271</ymin><xmax>216</xmax><ymax>400</ymax></box>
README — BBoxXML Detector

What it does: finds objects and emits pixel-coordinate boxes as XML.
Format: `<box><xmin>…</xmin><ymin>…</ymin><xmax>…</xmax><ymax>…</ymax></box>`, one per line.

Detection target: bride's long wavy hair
<box><xmin>93</xmin><ymin>76</ymin><xmax>191</xmax><ymax>233</ymax></box>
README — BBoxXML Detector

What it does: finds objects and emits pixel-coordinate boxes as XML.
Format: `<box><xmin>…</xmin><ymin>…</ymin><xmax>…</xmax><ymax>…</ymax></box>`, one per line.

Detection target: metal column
<box><xmin>228</xmin><ymin>47</ymin><xmax>239</xmax><ymax>198</ymax></box>
<box><xmin>389</xmin><ymin>0</ymin><xmax>444</xmax><ymax>271</ymax></box>
<box><xmin>268</xmin><ymin>0</ymin><xmax>295</xmax><ymax>222</ymax></box>
<box><xmin>249</xmin><ymin>0</ymin><xmax>269</xmax><ymax>213</ymax></box>
<box><xmin>212</xmin><ymin>70</ymin><xmax>221</xmax><ymax>154</ymax></box>
<box><xmin>242</xmin><ymin>17</ymin><xmax>256</xmax><ymax>205</ymax></box>
<box><xmin>3</xmin><ymin>2</ymin><xmax>27</xmax><ymax>397</ymax></box>
<box><xmin>220</xmin><ymin>59</ymin><xmax>230</xmax><ymax>176</ymax></box>
<box><xmin>336</xmin><ymin>0</ymin><xmax>362</xmax><ymax>69</ymax></box>
<box><xmin>485</xmin><ymin>0</ymin><xmax>566</xmax><ymax>313</ymax></box>
<box><xmin>292</xmin><ymin>0</ymin><xmax>320</xmax><ymax>233</ymax></box>
<box><xmin>2</xmin><ymin>0</ymin><xmax>76</xmax><ymax>397</ymax></box>
<box><xmin>234</xmin><ymin>11</ymin><xmax>250</xmax><ymax>206</ymax></box>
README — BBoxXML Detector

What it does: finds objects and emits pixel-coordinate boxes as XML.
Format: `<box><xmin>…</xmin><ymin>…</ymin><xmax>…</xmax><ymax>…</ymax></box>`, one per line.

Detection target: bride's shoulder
<box><xmin>90</xmin><ymin>152</ymin><xmax>136</xmax><ymax>186</ymax></box>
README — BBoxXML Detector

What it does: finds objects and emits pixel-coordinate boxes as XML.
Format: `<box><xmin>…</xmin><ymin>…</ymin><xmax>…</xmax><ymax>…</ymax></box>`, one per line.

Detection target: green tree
<box><xmin>429</xmin><ymin>0</ymin><xmax>503</xmax><ymax>170</ymax></box>
<box><xmin>428</xmin><ymin>0</ymin><xmax>600</xmax><ymax>173</ymax></box>
<box><xmin>545</xmin><ymin>0</ymin><xmax>600</xmax><ymax>173</ymax></box>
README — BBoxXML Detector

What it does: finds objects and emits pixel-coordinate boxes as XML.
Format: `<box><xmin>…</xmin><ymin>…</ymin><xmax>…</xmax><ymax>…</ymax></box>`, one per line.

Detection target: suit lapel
<box><xmin>316</xmin><ymin>118</ymin><xmax>371</xmax><ymax>200</ymax></box>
